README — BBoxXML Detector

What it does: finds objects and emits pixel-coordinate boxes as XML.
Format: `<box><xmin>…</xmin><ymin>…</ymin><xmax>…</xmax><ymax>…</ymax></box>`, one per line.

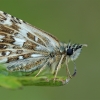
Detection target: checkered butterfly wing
<box><xmin>0</xmin><ymin>11</ymin><xmax>61</xmax><ymax>72</ymax></box>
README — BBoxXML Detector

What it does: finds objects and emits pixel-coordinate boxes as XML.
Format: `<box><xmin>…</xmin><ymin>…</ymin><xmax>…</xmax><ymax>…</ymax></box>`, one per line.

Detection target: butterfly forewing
<box><xmin>0</xmin><ymin>11</ymin><xmax>60</xmax><ymax>48</ymax></box>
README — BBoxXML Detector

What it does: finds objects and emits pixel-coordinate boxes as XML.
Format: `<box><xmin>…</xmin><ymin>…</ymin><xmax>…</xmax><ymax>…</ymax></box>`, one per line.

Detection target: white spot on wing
<box><xmin>0</xmin><ymin>53</ymin><xmax>2</xmax><ymax>56</ymax></box>
<box><xmin>31</xmin><ymin>54</ymin><xmax>43</xmax><ymax>57</ymax></box>
<box><xmin>0</xmin><ymin>35</ymin><xmax>5</xmax><ymax>41</ymax></box>
<box><xmin>35</xmin><ymin>36</ymin><xmax>38</xmax><ymax>42</ymax></box>
<box><xmin>4</xmin><ymin>46</ymin><xmax>7</xmax><ymax>49</ymax></box>
<box><xmin>18</xmin><ymin>56</ymin><xmax>23</xmax><ymax>59</ymax></box>
<box><xmin>0</xmin><ymin>35</ymin><xmax>5</xmax><ymax>39</ymax></box>
<box><xmin>13</xmin><ymin>37</ymin><xmax>26</xmax><ymax>47</ymax></box>
<box><xmin>6</xmin><ymin>51</ymin><xmax>10</xmax><ymax>56</ymax></box>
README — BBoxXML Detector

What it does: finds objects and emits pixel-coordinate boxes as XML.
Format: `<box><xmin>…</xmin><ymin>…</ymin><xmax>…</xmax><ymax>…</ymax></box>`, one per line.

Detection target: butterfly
<box><xmin>0</xmin><ymin>11</ymin><xmax>87</xmax><ymax>81</ymax></box>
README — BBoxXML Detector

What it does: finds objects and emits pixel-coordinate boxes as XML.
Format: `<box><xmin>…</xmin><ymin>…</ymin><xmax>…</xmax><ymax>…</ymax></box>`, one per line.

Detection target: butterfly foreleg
<box><xmin>53</xmin><ymin>55</ymin><xmax>65</xmax><ymax>82</ymax></box>
<box><xmin>66</xmin><ymin>57</ymin><xmax>72</xmax><ymax>79</ymax></box>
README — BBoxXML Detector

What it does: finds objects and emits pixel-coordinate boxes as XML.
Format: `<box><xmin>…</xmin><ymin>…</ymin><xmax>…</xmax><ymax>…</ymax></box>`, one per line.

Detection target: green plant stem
<box><xmin>17</xmin><ymin>76</ymin><xmax>68</xmax><ymax>86</ymax></box>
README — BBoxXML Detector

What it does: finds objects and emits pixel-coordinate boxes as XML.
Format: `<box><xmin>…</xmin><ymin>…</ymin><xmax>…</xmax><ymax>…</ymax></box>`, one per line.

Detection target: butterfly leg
<box><xmin>35</xmin><ymin>60</ymin><xmax>49</xmax><ymax>77</ymax></box>
<box><xmin>53</xmin><ymin>55</ymin><xmax>65</xmax><ymax>82</ymax></box>
<box><xmin>66</xmin><ymin>58</ymin><xmax>72</xmax><ymax>79</ymax></box>
<box><xmin>72</xmin><ymin>61</ymin><xmax>77</xmax><ymax>77</ymax></box>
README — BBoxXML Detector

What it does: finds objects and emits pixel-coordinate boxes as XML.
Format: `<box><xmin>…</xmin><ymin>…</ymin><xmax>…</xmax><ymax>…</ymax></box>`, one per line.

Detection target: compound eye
<box><xmin>67</xmin><ymin>48</ymin><xmax>73</xmax><ymax>56</ymax></box>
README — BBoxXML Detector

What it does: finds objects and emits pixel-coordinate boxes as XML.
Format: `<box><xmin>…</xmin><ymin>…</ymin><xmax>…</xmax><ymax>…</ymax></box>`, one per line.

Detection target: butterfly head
<box><xmin>65</xmin><ymin>43</ymin><xmax>87</xmax><ymax>61</ymax></box>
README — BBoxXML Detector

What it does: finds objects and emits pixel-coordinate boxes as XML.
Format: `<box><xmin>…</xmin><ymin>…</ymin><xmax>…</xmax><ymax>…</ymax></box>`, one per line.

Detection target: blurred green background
<box><xmin>0</xmin><ymin>0</ymin><xmax>100</xmax><ymax>100</ymax></box>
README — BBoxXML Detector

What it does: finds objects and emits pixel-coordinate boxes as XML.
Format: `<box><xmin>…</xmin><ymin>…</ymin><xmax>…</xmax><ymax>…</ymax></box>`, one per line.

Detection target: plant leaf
<box><xmin>0</xmin><ymin>74</ymin><xmax>22</xmax><ymax>89</ymax></box>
